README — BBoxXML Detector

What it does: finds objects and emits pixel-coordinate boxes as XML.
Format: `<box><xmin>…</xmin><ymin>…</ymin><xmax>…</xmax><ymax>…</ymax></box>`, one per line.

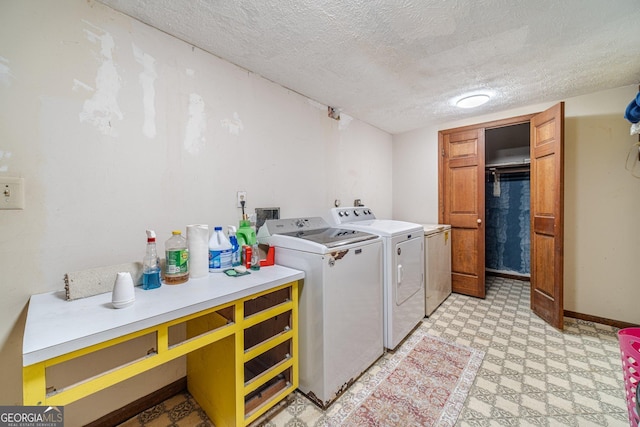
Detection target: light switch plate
<box><xmin>1</xmin><ymin>177</ymin><xmax>25</xmax><ymax>209</ymax></box>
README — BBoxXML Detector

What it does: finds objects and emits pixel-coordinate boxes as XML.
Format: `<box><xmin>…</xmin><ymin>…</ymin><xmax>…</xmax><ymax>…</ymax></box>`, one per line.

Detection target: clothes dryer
<box><xmin>328</xmin><ymin>207</ymin><xmax>425</xmax><ymax>350</ymax></box>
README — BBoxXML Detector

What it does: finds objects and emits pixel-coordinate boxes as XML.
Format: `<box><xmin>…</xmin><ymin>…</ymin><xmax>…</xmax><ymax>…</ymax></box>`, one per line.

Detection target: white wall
<box><xmin>392</xmin><ymin>125</ymin><xmax>441</xmax><ymax>224</ymax></box>
<box><xmin>3</xmin><ymin>0</ymin><xmax>637</xmax><ymax>422</ymax></box>
<box><xmin>393</xmin><ymin>85</ymin><xmax>640</xmax><ymax>325</ymax></box>
<box><xmin>0</xmin><ymin>1</ymin><xmax>392</xmax><ymax>423</ymax></box>
<box><xmin>563</xmin><ymin>87</ymin><xmax>640</xmax><ymax>325</ymax></box>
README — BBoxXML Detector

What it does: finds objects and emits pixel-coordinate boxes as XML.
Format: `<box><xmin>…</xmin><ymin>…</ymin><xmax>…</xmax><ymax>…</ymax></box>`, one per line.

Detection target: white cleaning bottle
<box><xmin>209</xmin><ymin>226</ymin><xmax>232</xmax><ymax>273</ymax></box>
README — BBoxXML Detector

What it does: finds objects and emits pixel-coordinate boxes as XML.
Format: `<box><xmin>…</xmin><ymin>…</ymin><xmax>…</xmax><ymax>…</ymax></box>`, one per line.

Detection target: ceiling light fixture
<box><xmin>456</xmin><ymin>94</ymin><xmax>490</xmax><ymax>109</ymax></box>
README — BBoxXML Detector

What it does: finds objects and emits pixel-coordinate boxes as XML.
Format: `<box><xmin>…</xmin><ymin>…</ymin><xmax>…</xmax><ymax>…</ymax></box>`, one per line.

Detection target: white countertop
<box><xmin>23</xmin><ymin>265</ymin><xmax>304</xmax><ymax>366</ymax></box>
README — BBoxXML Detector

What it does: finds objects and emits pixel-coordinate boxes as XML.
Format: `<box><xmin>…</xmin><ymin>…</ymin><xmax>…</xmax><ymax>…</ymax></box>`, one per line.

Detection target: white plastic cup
<box><xmin>112</xmin><ymin>272</ymin><xmax>135</xmax><ymax>309</ymax></box>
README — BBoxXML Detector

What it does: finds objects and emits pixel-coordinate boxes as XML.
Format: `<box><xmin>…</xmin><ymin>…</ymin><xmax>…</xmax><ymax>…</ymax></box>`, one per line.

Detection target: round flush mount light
<box><xmin>456</xmin><ymin>94</ymin><xmax>491</xmax><ymax>109</ymax></box>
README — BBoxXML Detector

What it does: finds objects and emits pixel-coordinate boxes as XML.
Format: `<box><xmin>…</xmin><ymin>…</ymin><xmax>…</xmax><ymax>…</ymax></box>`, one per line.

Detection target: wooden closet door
<box><xmin>530</xmin><ymin>102</ymin><xmax>564</xmax><ymax>329</ymax></box>
<box><xmin>439</xmin><ymin>128</ymin><xmax>485</xmax><ymax>298</ymax></box>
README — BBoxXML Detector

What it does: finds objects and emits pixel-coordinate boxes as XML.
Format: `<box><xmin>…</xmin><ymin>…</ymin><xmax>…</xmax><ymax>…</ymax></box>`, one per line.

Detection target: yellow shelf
<box><xmin>23</xmin><ymin>280</ymin><xmax>299</xmax><ymax>427</ymax></box>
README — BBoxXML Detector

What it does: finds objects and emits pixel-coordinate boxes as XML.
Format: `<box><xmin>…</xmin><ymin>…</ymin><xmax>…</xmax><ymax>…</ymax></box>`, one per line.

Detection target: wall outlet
<box><xmin>1</xmin><ymin>177</ymin><xmax>25</xmax><ymax>210</ymax></box>
<box><xmin>237</xmin><ymin>191</ymin><xmax>247</xmax><ymax>208</ymax></box>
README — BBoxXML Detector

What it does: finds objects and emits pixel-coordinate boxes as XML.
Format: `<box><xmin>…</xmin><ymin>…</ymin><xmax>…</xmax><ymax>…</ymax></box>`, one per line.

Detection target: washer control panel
<box><xmin>330</xmin><ymin>207</ymin><xmax>376</xmax><ymax>224</ymax></box>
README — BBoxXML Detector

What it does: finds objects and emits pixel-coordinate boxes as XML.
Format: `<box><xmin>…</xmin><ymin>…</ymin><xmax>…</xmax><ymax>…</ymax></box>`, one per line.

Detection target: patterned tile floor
<box><xmin>431</xmin><ymin>276</ymin><xmax>628</xmax><ymax>427</ymax></box>
<box><xmin>122</xmin><ymin>276</ymin><xmax>630</xmax><ymax>426</ymax></box>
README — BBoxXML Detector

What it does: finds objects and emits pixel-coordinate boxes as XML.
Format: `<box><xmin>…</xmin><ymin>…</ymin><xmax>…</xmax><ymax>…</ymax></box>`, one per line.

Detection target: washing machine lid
<box><xmin>327</xmin><ymin>207</ymin><xmax>423</xmax><ymax>237</ymax></box>
<box><xmin>279</xmin><ymin>227</ymin><xmax>377</xmax><ymax>248</ymax></box>
<box><xmin>342</xmin><ymin>219</ymin><xmax>423</xmax><ymax>238</ymax></box>
<box><xmin>257</xmin><ymin>217</ymin><xmax>378</xmax><ymax>251</ymax></box>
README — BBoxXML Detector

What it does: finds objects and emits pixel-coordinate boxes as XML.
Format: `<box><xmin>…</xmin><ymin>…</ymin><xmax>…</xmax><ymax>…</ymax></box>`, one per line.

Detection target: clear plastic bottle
<box><xmin>165</xmin><ymin>230</ymin><xmax>189</xmax><ymax>284</ymax></box>
<box><xmin>142</xmin><ymin>230</ymin><xmax>161</xmax><ymax>290</ymax></box>
<box><xmin>209</xmin><ymin>226</ymin><xmax>232</xmax><ymax>272</ymax></box>
<box><xmin>250</xmin><ymin>242</ymin><xmax>261</xmax><ymax>271</ymax></box>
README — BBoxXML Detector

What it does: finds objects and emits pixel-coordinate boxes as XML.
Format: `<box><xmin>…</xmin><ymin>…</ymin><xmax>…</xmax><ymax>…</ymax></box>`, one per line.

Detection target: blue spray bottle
<box><xmin>228</xmin><ymin>225</ymin><xmax>241</xmax><ymax>267</ymax></box>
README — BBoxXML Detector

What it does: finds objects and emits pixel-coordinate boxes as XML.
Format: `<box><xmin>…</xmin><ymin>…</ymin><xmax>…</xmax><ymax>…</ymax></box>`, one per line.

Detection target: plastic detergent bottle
<box><xmin>165</xmin><ymin>230</ymin><xmax>189</xmax><ymax>284</ymax></box>
<box><xmin>142</xmin><ymin>230</ymin><xmax>161</xmax><ymax>290</ymax></box>
<box><xmin>209</xmin><ymin>226</ymin><xmax>232</xmax><ymax>272</ymax></box>
<box><xmin>228</xmin><ymin>225</ymin><xmax>241</xmax><ymax>267</ymax></box>
<box><xmin>236</xmin><ymin>218</ymin><xmax>256</xmax><ymax>247</ymax></box>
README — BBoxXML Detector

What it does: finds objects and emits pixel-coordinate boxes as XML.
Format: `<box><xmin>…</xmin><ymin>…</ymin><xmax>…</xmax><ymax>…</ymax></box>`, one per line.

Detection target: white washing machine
<box><xmin>328</xmin><ymin>207</ymin><xmax>425</xmax><ymax>350</ymax></box>
<box><xmin>422</xmin><ymin>224</ymin><xmax>452</xmax><ymax>316</ymax></box>
<box><xmin>257</xmin><ymin>217</ymin><xmax>384</xmax><ymax>408</ymax></box>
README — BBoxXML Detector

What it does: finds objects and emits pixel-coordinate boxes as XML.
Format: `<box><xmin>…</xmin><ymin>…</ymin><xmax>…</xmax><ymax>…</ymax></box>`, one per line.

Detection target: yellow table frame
<box><xmin>23</xmin><ymin>281</ymin><xmax>298</xmax><ymax>427</ymax></box>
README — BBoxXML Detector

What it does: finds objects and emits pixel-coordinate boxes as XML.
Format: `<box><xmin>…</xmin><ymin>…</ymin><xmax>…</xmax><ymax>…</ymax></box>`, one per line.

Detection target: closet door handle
<box><xmin>477</xmin><ymin>218</ymin><xmax>482</xmax><ymax>225</ymax></box>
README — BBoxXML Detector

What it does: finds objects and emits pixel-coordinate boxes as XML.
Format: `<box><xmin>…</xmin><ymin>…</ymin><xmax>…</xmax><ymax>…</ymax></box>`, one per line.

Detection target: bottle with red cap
<box><xmin>142</xmin><ymin>229</ymin><xmax>161</xmax><ymax>290</ymax></box>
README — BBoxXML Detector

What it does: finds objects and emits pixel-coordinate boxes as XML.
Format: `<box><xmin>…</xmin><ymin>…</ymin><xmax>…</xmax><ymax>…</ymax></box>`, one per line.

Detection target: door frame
<box><xmin>438</xmin><ymin>114</ymin><xmax>535</xmax><ymax>296</ymax></box>
<box><xmin>439</xmin><ymin>108</ymin><xmax>564</xmax><ymax>329</ymax></box>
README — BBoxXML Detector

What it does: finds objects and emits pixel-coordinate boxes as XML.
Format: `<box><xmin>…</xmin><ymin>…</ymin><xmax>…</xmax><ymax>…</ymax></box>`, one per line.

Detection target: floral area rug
<box><xmin>119</xmin><ymin>328</ymin><xmax>483</xmax><ymax>427</ymax></box>
<box><xmin>324</xmin><ymin>329</ymin><xmax>484</xmax><ymax>427</ymax></box>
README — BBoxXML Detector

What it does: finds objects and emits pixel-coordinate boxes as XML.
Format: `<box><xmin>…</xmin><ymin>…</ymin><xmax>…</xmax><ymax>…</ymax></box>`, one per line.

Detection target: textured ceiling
<box><xmin>99</xmin><ymin>0</ymin><xmax>640</xmax><ymax>134</ymax></box>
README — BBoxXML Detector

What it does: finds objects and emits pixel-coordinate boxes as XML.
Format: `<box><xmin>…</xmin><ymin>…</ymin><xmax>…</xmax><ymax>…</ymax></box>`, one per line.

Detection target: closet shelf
<box><xmin>486</xmin><ymin>160</ymin><xmax>530</xmax><ymax>174</ymax></box>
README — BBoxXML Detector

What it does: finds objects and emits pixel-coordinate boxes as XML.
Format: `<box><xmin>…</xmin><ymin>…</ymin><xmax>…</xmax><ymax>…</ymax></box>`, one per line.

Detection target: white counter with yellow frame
<box><xmin>23</xmin><ymin>265</ymin><xmax>304</xmax><ymax>427</ymax></box>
